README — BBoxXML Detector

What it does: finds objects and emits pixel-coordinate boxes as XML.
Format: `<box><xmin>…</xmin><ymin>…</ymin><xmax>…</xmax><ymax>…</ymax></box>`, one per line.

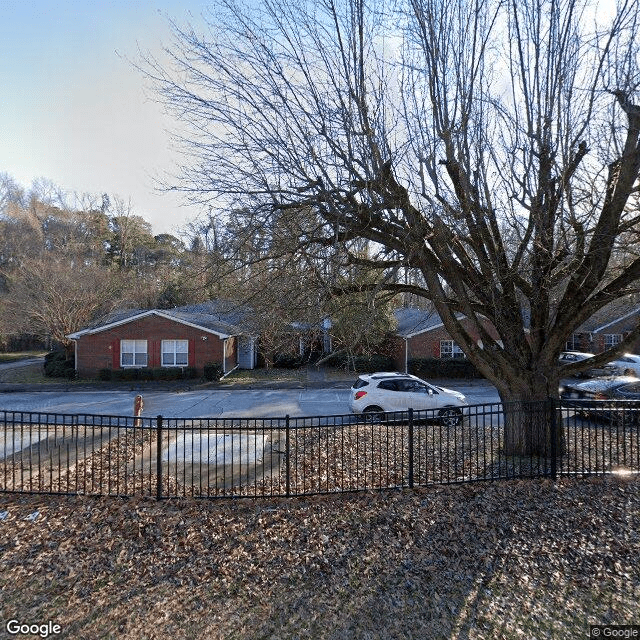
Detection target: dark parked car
<box><xmin>560</xmin><ymin>376</ymin><xmax>640</xmax><ymax>423</ymax></box>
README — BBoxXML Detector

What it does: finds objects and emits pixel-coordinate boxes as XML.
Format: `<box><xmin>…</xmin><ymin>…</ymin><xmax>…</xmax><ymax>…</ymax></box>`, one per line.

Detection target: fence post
<box><xmin>548</xmin><ymin>398</ymin><xmax>557</xmax><ymax>480</ymax></box>
<box><xmin>408</xmin><ymin>408</ymin><xmax>414</xmax><ymax>489</ymax></box>
<box><xmin>285</xmin><ymin>415</ymin><xmax>291</xmax><ymax>497</ymax></box>
<box><xmin>156</xmin><ymin>415</ymin><xmax>163</xmax><ymax>500</ymax></box>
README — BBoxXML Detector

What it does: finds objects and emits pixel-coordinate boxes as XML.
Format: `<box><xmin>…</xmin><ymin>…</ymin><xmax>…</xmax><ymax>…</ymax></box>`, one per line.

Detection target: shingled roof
<box><xmin>574</xmin><ymin>298</ymin><xmax>640</xmax><ymax>334</ymax></box>
<box><xmin>67</xmin><ymin>300</ymin><xmax>252</xmax><ymax>340</ymax></box>
<box><xmin>394</xmin><ymin>307</ymin><xmax>445</xmax><ymax>337</ymax></box>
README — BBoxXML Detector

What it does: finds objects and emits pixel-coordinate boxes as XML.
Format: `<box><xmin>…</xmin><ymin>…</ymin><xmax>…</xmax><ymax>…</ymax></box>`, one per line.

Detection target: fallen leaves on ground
<box><xmin>1</xmin><ymin>476</ymin><xmax>639</xmax><ymax>639</ymax></box>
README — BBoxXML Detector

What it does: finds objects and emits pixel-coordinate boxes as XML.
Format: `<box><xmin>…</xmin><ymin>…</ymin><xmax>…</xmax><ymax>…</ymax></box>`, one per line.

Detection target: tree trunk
<box><xmin>496</xmin><ymin>373</ymin><xmax>564</xmax><ymax>458</ymax></box>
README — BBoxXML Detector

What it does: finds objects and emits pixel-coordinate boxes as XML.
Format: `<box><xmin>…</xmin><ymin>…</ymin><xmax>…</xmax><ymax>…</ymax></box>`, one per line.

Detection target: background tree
<box><xmin>322</xmin><ymin>249</ymin><xmax>398</xmax><ymax>366</ymax></box>
<box><xmin>1</xmin><ymin>257</ymin><xmax>125</xmax><ymax>350</ymax></box>
<box><xmin>146</xmin><ymin>0</ymin><xmax>640</xmax><ymax>454</ymax></box>
<box><xmin>0</xmin><ymin>174</ymin><xmax>200</xmax><ymax>349</ymax></box>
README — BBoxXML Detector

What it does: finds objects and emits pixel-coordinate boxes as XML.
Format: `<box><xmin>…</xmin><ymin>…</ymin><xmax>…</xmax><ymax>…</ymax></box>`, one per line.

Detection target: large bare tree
<box><xmin>1</xmin><ymin>257</ymin><xmax>125</xmax><ymax>350</ymax></box>
<box><xmin>146</xmin><ymin>0</ymin><xmax>640</xmax><ymax>453</ymax></box>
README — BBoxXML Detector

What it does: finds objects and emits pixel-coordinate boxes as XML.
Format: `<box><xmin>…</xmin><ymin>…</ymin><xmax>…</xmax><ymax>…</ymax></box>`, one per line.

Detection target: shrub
<box><xmin>44</xmin><ymin>351</ymin><xmax>76</xmax><ymax>378</ymax></box>
<box><xmin>321</xmin><ymin>352</ymin><xmax>395</xmax><ymax>372</ymax></box>
<box><xmin>116</xmin><ymin>368</ymin><xmax>143</xmax><ymax>381</ymax></box>
<box><xmin>151</xmin><ymin>367</ymin><xmax>174</xmax><ymax>381</ymax></box>
<box><xmin>203</xmin><ymin>362</ymin><xmax>223</xmax><ymax>381</ymax></box>
<box><xmin>273</xmin><ymin>353</ymin><xmax>304</xmax><ymax>369</ymax></box>
<box><xmin>351</xmin><ymin>353</ymin><xmax>395</xmax><ymax>373</ymax></box>
<box><xmin>183</xmin><ymin>366</ymin><xmax>198</xmax><ymax>379</ymax></box>
<box><xmin>321</xmin><ymin>351</ymin><xmax>348</xmax><ymax>368</ymax></box>
<box><xmin>408</xmin><ymin>357</ymin><xmax>481</xmax><ymax>379</ymax></box>
<box><xmin>98</xmin><ymin>368</ymin><xmax>113</xmax><ymax>381</ymax></box>
<box><xmin>109</xmin><ymin>367</ymin><xmax>200</xmax><ymax>382</ymax></box>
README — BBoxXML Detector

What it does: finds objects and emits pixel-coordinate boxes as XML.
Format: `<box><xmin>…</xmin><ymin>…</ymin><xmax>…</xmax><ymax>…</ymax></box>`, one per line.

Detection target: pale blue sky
<box><xmin>0</xmin><ymin>0</ymin><xmax>620</xmax><ymax>235</ymax></box>
<box><xmin>0</xmin><ymin>0</ymin><xmax>212</xmax><ymax>234</ymax></box>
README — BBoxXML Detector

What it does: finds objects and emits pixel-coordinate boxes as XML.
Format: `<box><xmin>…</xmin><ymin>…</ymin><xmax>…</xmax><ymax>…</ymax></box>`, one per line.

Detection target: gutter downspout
<box><xmin>405</xmin><ymin>337</ymin><xmax>409</xmax><ymax>374</ymax></box>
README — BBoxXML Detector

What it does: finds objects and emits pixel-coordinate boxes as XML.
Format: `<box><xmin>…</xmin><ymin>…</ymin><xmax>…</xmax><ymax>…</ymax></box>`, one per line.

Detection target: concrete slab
<box><xmin>162</xmin><ymin>432</ymin><xmax>265</xmax><ymax>465</ymax></box>
<box><xmin>0</xmin><ymin>430</ymin><xmax>49</xmax><ymax>458</ymax></box>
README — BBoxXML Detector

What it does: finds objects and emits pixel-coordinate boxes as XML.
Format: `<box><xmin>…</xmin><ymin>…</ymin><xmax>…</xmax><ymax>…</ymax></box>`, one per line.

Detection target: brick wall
<box><xmin>569</xmin><ymin>328</ymin><xmax>640</xmax><ymax>355</ymax></box>
<box><xmin>74</xmin><ymin>315</ymin><xmax>231</xmax><ymax>378</ymax></box>
<box><xmin>389</xmin><ymin>318</ymin><xmax>500</xmax><ymax>371</ymax></box>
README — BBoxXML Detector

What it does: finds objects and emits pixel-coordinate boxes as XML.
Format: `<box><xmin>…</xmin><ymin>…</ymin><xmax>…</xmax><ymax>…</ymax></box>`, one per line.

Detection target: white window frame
<box><xmin>161</xmin><ymin>339</ymin><xmax>189</xmax><ymax>367</ymax></box>
<box><xmin>120</xmin><ymin>340</ymin><xmax>148</xmax><ymax>368</ymax></box>
<box><xmin>565</xmin><ymin>333</ymin><xmax>580</xmax><ymax>351</ymax></box>
<box><xmin>604</xmin><ymin>334</ymin><xmax>623</xmax><ymax>349</ymax></box>
<box><xmin>440</xmin><ymin>340</ymin><xmax>465</xmax><ymax>359</ymax></box>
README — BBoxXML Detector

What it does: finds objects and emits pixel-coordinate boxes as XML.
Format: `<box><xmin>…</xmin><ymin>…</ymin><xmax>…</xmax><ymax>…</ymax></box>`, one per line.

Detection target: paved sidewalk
<box><xmin>0</xmin><ymin>359</ymin><xmax>492</xmax><ymax>394</ymax></box>
<box><xmin>0</xmin><ymin>371</ymin><xmax>356</xmax><ymax>394</ymax></box>
<box><xmin>0</xmin><ymin>357</ymin><xmax>44</xmax><ymax>371</ymax></box>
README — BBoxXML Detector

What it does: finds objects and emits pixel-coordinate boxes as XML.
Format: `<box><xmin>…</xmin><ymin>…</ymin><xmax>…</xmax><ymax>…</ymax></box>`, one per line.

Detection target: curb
<box><xmin>0</xmin><ymin>380</ymin><xmax>357</xmax><ymax>394</ymax></box>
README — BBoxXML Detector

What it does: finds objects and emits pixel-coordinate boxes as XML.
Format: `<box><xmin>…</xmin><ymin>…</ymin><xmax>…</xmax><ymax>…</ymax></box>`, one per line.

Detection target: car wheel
<box><xmin>438</xmin><ymin>407</ymin><xmax>463</xmax><ymax>427</ymax></box>
<box><xmin>362</xmin><ymin>406</ymin><xmax>385</xmax><ymax>422</ymax></box>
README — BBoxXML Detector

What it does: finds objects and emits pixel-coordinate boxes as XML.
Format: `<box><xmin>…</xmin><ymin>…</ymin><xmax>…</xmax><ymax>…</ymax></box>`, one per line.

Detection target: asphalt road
<box><xmin>0</xmin><ymin>380</ymin><xmax>500</xmax><ymax>419</ymax></box>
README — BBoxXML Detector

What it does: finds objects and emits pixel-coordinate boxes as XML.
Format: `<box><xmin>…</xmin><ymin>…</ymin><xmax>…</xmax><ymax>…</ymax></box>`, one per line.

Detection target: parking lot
<box><xmin>0</xmin><ymin>380</ymin><xmax>500</xmax><ymax>420</ymax></box>
<box><xmin>2</xmin><ymin>378</ymin><xmax>638</xmax><ymax>499</ymax></box>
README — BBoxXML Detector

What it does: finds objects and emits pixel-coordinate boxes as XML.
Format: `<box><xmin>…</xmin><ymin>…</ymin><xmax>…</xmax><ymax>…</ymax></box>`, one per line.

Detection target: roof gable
<box><xmin>67</xmin><ymin>308</ymin><xmax>241</xmax><ymax>340</ymax></box>
<box><xmin>394</xmin><ymin>307</ymin><xmax>445</xmax><ymax>338</ymax></box>
<box><xmin>575</xmin><ymin>299</ymin><xmax>640</xmax><ymax>333</ymax></box>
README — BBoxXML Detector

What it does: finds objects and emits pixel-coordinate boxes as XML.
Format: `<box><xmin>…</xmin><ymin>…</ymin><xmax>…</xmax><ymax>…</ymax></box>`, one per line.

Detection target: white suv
<box><xmin>558</xmin><ymin>351</ymin><xmax>616</xmax><ymax>378</ymax></box>
<box><xmin>350</xmin><ymin>372</ymin><xmax>467</xmax><ymax>426</ymax></box>
<box><xmin>608</xmin><ymin>354</ymin><xmax>640</xmax><ymax>377</ymax></box>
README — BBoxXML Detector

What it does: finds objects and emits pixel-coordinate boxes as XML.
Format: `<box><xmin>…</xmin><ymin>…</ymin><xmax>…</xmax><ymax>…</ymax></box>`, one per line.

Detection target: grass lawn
<box><xmin>0</xmin><ymin>476</ymin><xmax>638</xmax><ymax>639</ymax></box>
<box><xmin>0</xmin><ymin>359</ymin><xmax>359</xmax><ymax>387</ymax></box>
<box><xmin>0</xmin><ymin>351</ymin><xmax>47</xmax><ymax>364</ymax></box>
<box><xmin>220</xmin><ymin>367</ymin><xmax>356</xmax><ymax>386</ymax></box>
<box><xmin>221</xmin><ymin>367</ymin><xmax>309</xmax><ymax>385</ymax></box>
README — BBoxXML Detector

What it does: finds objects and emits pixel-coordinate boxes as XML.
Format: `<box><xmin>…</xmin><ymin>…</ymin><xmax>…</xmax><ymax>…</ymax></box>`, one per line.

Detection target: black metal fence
<box><xmin>1</xmin><ymin>400</ymin><xmax>638</xmax><ymax>499</ymax></box>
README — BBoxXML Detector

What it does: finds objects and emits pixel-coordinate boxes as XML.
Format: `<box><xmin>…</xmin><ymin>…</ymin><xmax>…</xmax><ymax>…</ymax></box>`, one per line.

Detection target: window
<box><xmin>162</xmin><ymin>340</ymin><xmax>189</xmax><ymax>367</ymax></box>
<box><xmin>121</xmin><ymin>340</ymin><xmax>147</xmax><ymax>367</ymax></box>
<box><xmin>565</xmin><ymin>333</ymin><xmax>581</xmax><ymax>351</ymax></box>
<box><xmin>378</xmin><ymin>380</ymin><xmax>400</xmax><ymax>391</ymax></box>
<box><xmin>604</xmin><ymin>334</ymin><xmax>622</xmax><ymax>349</ymax></box>
<box><xmin>440</xmin><ymin>340</ymin><xmax>465</xmax><ymax>359</ymax></box>
<box><xmin>399</xmin><ymin>380</ymin><xmax>432</xmax><ymax>393</ymax></box>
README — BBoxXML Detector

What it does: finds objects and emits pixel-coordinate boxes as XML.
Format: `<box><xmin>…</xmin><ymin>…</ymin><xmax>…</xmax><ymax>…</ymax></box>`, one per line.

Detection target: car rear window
<box><xmin>353</xmin><ymin>378</ymin><xmax>369</xmax><ymax>389</ymax></box>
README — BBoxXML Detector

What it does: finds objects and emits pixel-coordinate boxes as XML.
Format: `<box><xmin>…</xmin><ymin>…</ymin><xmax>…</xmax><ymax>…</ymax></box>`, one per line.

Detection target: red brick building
<box><xmin>564</xmin><ymin>303</ymin><xmax>640</xmax><ymax>354</ymax></box>
<box><xmin>389</xmin><ymin>301</ymin><xmax>640</xmax><ymax>373</ymax></box>
<box><xmin>68</xmin><ymin>303</ymin><xmax>257</xmax><ymax>378</ymax></box>
<box><xmin>389</xmin><ymin>307</ymin><xmax>500</xmax><ymax>372</ymax></box>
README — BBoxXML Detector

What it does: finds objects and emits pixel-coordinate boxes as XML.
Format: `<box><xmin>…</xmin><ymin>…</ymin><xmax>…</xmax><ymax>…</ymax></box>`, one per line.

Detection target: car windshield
<box><xmin>618</xmin><ymin>383</ymin><xmax>640</xmax><ymax>395</ymax></box>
